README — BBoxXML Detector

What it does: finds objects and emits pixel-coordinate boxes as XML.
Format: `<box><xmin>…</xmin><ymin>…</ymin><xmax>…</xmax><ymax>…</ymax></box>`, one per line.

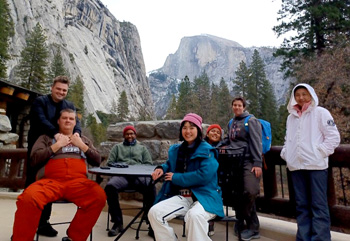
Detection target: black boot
<box><xmin>37</xmin><ymin>221</ymin><xmax>58</xmax><ymax>237</ymax></box>
<box><xmin>108</xmin><ymin>223</ymin><xmax>123</xmax><ymax>237</ymax></box>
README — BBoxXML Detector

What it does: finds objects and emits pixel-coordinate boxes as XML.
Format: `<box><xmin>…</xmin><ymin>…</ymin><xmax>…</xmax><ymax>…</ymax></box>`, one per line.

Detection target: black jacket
<box><xmin>27</xmin><ymin>94</ymin><xmax>81</xmax><ymax>152</ymax></box>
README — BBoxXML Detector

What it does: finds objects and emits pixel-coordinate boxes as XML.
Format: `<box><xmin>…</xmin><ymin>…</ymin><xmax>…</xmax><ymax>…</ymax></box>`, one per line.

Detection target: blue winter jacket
<box><xmin>154</xmin><ymin>141</ymin><xmax>225</xmax><ymax>217</ymax></box>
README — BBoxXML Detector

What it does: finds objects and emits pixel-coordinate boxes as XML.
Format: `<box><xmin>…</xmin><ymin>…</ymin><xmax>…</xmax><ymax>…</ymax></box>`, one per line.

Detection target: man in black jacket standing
<box><xmin>26</xmin><ymin>76</ymin><xmax>81</xmax><ymax>237</ymax></box>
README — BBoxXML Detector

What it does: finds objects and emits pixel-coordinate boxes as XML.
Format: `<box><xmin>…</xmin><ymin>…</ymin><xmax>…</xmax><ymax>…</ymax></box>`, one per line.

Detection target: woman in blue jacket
<box><xmin>148</xmin><ymin>113</ymin><xmax>224</xmax><ymax>241</ymax></box>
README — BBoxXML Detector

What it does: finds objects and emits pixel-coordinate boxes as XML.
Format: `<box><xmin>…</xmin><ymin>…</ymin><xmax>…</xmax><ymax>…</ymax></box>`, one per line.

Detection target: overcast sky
<box><xmin>100</xmin><ymin>0</ymin><xmax>284</xmax><ymax>73</ymax></box>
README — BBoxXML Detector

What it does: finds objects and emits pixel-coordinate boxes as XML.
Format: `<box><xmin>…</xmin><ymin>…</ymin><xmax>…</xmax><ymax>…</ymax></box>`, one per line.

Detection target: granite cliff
<box><xmin>6</xmin><ymin>0</ymin><xmax>154</xmax><ymax>119</ymax></box>
<box><xmin>149</xmin><ymin>34</ymin><xmax>292</xmax><ymax>118</ymax></box>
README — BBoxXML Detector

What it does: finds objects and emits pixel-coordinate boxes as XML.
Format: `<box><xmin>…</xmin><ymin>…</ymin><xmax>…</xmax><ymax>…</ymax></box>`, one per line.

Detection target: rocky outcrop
<box><xmin>6</xmin><ymin>0</ymin><xmax>154</xmax><ymax>119</ymax></box>
<box><xmin>149</xmin><ymin>34</ymin><xmax>292</xmax><ymax>118</ymax></box>
<box><xmin>0</xmin><ymin>111</ymin><xmax>18</xmax><ymax>149</ymax></box>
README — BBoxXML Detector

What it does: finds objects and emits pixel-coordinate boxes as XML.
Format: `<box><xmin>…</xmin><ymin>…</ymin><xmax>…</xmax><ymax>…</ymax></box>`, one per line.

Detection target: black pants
<box><xmin>235</xmin><ymin>161</ymin><xmax>260</xmax><ymax>232</ymax></box>
<box><xmin>105</xmin><ymin>176</ymin><xmax>155</xmax><ymax>226</ymax></box>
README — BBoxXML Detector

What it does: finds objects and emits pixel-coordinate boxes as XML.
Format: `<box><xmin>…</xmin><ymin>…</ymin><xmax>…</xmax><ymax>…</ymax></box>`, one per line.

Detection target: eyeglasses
<box><xmin>125</xmin><ymin>133</ymin><xmax>136</xmax><ymax>136</ymax></box>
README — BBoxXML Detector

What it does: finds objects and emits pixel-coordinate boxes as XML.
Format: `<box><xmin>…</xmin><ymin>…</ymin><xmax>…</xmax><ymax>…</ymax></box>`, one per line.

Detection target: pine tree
<box><xmin>247</xmin><ymin>49</ymin><xmax>265</xmax><ymax>117</ymax></box>
<box><xmin>48</xmin><ymin>47</ymin><xmax>68</xmax><ymax>82</ymax></box>
<box><xmin>233</xmin><ymin>61</ymin><xmax>251</xmax><ymax>98</ymax></box>
<box><xmin>208</xmin><ymin>82</ymin><xmax>220</xmax><ymax>124</ymax></box>
<box><xmin>0</xmin><ymin>0</ymin><xmax>14</xmax><ymax>78</ymax></box>
<box><xmin>85</xmin><ymin>113</ymin><xmax>106</xmax><ymax>146</ymax></box>
<box><xmin>165</xmin><ymin>94</ymin><xmax>177</xmax><ymax>120</ymax></box>
<box><xmin>17</xmin><ymin>23</ymin><xmax>49</xmax><ymax>93</ymax></box>
<box><xmin>117</xmin><ymin>90</ymin><xmax>129</xmax><ymax>121</ymax></box>
<box><xmin>192</xmin><ymin>72</ymin><xmax>211</xmax><ymax>122</ymax></box>
<box><xmin>273</xmin><ymin>0</ymin><xmax>350</xmax><ymax>74</ymax></box>
<box><xmin>217</xmin><ymin>78</ymin><xmax>233</xmax><ymax>130</ymax></box>
<box><xmin>66</xmin><ymin>76</ymin><xmax>85</xmax><ymax>125</ymax></box>
<box><xmin>176</xmin><ymin>76</ymin><xmax>193</xmax><ymax>118</ymax></box>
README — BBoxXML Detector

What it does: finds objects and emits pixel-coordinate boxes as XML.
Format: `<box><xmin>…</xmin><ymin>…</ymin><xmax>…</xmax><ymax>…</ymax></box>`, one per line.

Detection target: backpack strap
<box><xmin>228</xmin><ymin>118</ymin><xmax>234</xmax><ymax>130</ymax></box>
<box><xmin>244</xmin><ymin>115</ymin><xmax>252</xmax><ymax>132</ymax></box>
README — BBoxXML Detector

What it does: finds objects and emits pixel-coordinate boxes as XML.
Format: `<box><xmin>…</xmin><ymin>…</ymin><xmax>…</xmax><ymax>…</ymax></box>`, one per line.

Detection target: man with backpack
<box><xmin>221</xmin><ymin>97</ymin><xmax>263</xmax><ymax>241</ymax></box>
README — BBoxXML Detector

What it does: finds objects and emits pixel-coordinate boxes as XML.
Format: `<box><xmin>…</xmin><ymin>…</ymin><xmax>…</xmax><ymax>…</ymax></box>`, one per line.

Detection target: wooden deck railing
<box><xmin>258</xmin><ymin>145</ymin><xmax>350</xmax><ymax>233</ymax></box>
<box><xmin>1</xmin><ymin>146</ymin><xmax>350</xmax><ymax>232</ymax></box>
<box><xmin>0</xmin><ymin>149</ymin><xmax>27</xmax><ymax>191</ymax></box>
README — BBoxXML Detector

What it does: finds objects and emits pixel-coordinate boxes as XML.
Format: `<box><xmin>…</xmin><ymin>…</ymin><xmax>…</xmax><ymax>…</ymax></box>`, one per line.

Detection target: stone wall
<box><xmin>0</xmin><ymin>109</ymin><xmax>19</xmax><ymax>149</ymax></box>
<box><xmin>98</xmin><ymin>120</ymin><xmax>210</xmax><ymax>165</ymax></box>
<box><xmin>97</xmin><ymin>120</ymin><xmax>210</xmax><ymax>201</ymax></box>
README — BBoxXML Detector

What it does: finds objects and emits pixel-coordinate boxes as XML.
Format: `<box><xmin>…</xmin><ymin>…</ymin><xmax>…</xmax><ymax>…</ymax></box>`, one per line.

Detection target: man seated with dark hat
<box><xmin>104</xmin><ymin>125</ymin><xmax>154</xmax><ymax>237</ymax></box>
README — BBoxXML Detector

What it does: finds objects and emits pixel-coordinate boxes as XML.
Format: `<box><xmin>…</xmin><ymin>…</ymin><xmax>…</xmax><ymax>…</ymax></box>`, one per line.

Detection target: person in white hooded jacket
<box><xmin>281</xmin><ymin>83</ymin><xmax>340</xmax><ymax>241</ymax></box>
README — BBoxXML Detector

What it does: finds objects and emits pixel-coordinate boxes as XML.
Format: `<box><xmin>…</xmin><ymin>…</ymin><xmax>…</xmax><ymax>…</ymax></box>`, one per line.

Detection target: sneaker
<box><xmin>108</xmin><ymin>224</ymin><xmax>123</xmax><ymax>237</ymax></box>
<box><xmin>62</xmin><ymin>237</ymin><xmax>72</xmax><ymax>241</ymax></box>
<box><xmin>37</xmin><ymin>222</ymin><xmax>58</xmax><ymax>237</ymax></box>
<box><xmin>241</xmin><ymin>229</ymin><xmax>260</xmax><ymax>241</ymax></box>
<box><xmin>208</xmin><ymin>221</ymin><xmax>215</xmax><ymax>236</ymax></box>
<box><xmin>234</xmin><ymin>222</ymin><xmax>245</xmax><ymax>237</ymax></box>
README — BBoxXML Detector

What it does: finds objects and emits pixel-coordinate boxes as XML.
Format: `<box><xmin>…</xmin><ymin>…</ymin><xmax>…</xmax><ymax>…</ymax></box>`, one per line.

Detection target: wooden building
<box><xmin>0</xmin><ymin>79</ymin><xmax>41</xmax><ymax>148</ymax></box>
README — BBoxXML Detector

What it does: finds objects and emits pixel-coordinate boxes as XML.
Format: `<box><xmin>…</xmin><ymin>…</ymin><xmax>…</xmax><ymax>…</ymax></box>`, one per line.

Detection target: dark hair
<box><xmin>60</xmin><ymin>108</ymin><xmax>76</xmax><ymax>117</ymax></box>
<box><xmin>179</xmin><ymin>121</ymin><xmax>203</xmax><ymax>142</ymax></box>
<box><xmin>293</xmin><ymin>86</ymin><xmax>308</xmax><ymax>96</ymax></box>
<box><xmin>53</xmin><ymin>76</ymin><xmax>70</xmax><ymax>86</ymax></box>
<box><xmin>231</xmin><ymin>96</ymin><xmax>246</xmax><ymax>108</ymax></box>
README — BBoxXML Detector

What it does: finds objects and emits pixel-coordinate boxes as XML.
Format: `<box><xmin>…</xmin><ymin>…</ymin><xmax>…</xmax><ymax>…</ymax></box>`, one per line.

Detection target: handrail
<box><xmin>258</xmin><ymin>145</ymin><xmax>350</xmax><ymax>233</ymax></box>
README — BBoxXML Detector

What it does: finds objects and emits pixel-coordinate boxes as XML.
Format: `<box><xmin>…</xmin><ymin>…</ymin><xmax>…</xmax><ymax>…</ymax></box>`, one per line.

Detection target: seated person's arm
<box><xmin>106</xmin><ymin>144</ymin><xmax>119</xmax><ymax>166</ymax></box>
<box><xmin>71</xmin><ymin>135</ymin><xmax>101</xmax><ymax>166</ymax></box>
<box><xmin>30</xmin><ymin>135</ymin><xmax>69</xmax><ymax>167</ymax></box>
<box><xmin>142</xmin><ymin>147</ymin><xmax>153</xmax><ymax>165</ymax></box>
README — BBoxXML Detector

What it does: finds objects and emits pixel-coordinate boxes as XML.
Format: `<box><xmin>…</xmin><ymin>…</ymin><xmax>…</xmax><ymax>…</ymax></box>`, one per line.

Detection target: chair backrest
<box><xmin>217</xmin><ymin>147</ymin><xmax>246</xmax><ymax>208</ymax></box>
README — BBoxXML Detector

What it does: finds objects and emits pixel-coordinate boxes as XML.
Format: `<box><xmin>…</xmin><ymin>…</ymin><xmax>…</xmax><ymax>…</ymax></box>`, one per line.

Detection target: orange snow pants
<box><xmin>12</xmin><ymin>158</ymin><xmax>106</xmax><ymax>241</ymax></box>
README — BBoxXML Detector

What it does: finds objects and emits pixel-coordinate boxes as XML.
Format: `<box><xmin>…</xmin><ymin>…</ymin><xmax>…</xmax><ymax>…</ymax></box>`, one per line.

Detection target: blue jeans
<box><xmin>291</xmin><ymin>169</ymin><xmax>331</xmax><ymax>241</ymax></box>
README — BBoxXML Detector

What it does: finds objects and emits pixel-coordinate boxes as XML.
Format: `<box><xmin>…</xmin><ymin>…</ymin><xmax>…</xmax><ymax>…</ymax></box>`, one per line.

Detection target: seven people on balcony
<box><xmin>11</xmin><ymin>83</ymin><xmax>344</xmax><ymax>241</ymax></box>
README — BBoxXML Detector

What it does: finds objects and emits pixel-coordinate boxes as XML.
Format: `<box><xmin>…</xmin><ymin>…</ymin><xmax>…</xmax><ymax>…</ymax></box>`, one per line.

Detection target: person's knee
<box><xmin>17</xmin><ymin>190</ymin><xmax>46</xmax><ymax>210</ymax></box>
<box><xmin>105</xmin><ymin>184</ymin><xmax>117</xmax><ymax>196</ymax></box>
<box><xmin>92</xmin><ymin>185</ymin><xmax>107</xmax><ymax>207</ymax></box>
<box><xmin>186</xmin><ymin>208</ymin><xmax>203</xmax><ymax>224</ymax></box>
<box><xmin>148</xmin><ymin>205</ymin><xmax>160</xmax><ymax>223</ymax></box>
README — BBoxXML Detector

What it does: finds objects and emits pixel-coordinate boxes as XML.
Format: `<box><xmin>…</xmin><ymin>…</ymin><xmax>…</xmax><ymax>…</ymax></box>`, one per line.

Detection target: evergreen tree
<box><xmin>85</xmin><ymin>113</ymin><xmax>106</xmax><ymax>146</ymax></box>
<box><xmin>117</xmin><ymin>90</ymin><xmax>129</xmax><ymax>121</ymax></box>
<box><xmin>176</xmin><ymin>76</ymin><xmax>193</xmax><ymax>118</ymax></box>
<box><xmin>0</xmin><ymin>0</ymin><xmax>14</xmax><ymax>78</ymax></box>
<box><xmin>109</xmin><ymin>99</ymin><xmax>118</xmax><ymax>124</ymax></box>
<box><xmin>165</xmin><ymin>94</ymin><xmax>177</xmax><ymax>120</ymax></box>
<box><xmin>217</xmin><ymin>78</ymin><xmax>232</xmax><ymax>130</ymax></box>
<box><xmin>273</xmin><ymin>0</ymin><xmax>350</xmax><ymax>74</ymax></box>
<box><xmin>48</xmin><ymin>47</ymin><xmax>68</xmax><ymax>82</ymax></box>
<box><xmin>208</xmin><ymin>82</ymin><xmax>220</xmax><ymax>124</ymax></box>
<box><xmin>192</xmin><ymin>72</ymin><xmax>211</xmax><ymax>121</ymax></box>
<box><xmin>233</xmin><ymin>61</ymin><xmax>251</xmax><ymax>97</ymax></box>
<box><xmin>247</xmin><ymin>49</ymin><xmax>265</xmax><ymax>117</ymax></box>
<box><xmin>66</xmin><ymin>76</ymin><xmax>85</xmax><ymax>126</ymax></box>
<box><xmin>138</xmin><ymin>108</ymin><xmax>152</xmax><ymax>121</ymax></box>
<box><xmin>17</xmin><ymin>23</ymin><xmax>49</xmax><ymax>93</ymax></box>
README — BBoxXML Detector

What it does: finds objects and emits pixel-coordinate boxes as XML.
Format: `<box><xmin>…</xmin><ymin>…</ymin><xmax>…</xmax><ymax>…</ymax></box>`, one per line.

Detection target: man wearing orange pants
<box><xmin>12</xmin><ymin>109</ymin><xmax>106</xmax><ymax>241</ymax></box>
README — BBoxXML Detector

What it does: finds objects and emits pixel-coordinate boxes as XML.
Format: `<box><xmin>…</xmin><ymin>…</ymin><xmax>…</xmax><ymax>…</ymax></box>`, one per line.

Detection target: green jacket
<box><xmin>107</xmin><ymin>141</ymin><xmax>153</xmax><ymax>165</ymax></box>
